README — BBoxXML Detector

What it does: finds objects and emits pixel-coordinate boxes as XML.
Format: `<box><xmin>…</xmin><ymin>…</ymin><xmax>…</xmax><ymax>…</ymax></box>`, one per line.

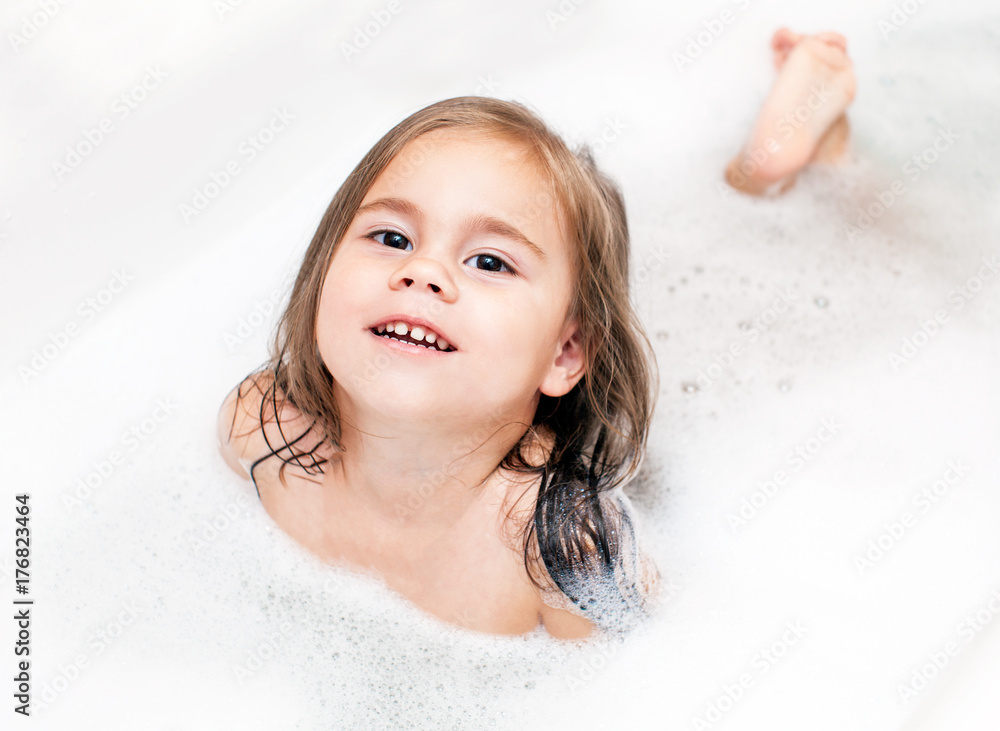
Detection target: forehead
<box><xmin>389</xmin><ymin>126</ymin><xmax>543</xmax><ymax>180</ymax></box>
<box><xmin>367</xmin><ymin>127</ymin><xmax>570</xmax><ymax>250</ymax></box>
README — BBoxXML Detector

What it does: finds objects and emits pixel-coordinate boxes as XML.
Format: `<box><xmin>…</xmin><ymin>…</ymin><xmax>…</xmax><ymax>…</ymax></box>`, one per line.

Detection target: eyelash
<box><xmin>366</xmin><ymin>229</ymin><xmax>518</xmax><ymax>276</ymax></box>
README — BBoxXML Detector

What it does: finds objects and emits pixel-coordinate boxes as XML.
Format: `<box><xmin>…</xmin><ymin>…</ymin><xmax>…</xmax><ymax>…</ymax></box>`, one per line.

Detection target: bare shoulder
<box><xmin>525</xmin><ymin>518</ymin><xmax>598</xmax><ymax>640</ymax></box>
<box><xmin>496</xmin><ymin>455</ymin><xmax>662</xmax><ymax>639</ymax></box>
<box><xmin>216</xmin><ymin>372</ymin><xmax>271</xmax><ymax>479</ymax></box>
<box><xmin>539</xmin><ymin>598</ymin><xmax>596</xmax><ymax>640</ymax></box>
<box><xmin>533</xmin><ymin>535</ymin><xmax>662</xmax><ymax>640</ymax></box>
<box><xmin>216</xmin><ymin>371</ymin><xmax>334</xmax><ymax>482</ymax></box>
<box><xmin>492</xmin><ymin>461</ymin><xmax>597</xmax><ymax>640</ymax></box>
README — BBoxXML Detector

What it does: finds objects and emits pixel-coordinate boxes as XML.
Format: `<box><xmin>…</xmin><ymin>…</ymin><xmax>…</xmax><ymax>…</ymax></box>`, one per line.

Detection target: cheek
<box><xmin>316</xmin><ymin>274</ymin><xmax>339</xmax><ymax>334</ymax></box>
<box><xmin>492</xmin><ymin>307</ymin><xmax>561</xmax><ymax>377</ymax></box>
<box><xmin>316</xmin><ymin>265</ymin><xmax>354</xmax><ymax>354</ymax></box>
<box><xmin>318</xmin><ymin>255</ymin><xmax>361</xmax><ymax>318</ymax></box>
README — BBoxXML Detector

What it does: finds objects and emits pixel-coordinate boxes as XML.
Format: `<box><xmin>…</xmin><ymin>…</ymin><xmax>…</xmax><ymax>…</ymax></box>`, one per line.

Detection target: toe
<box><xmin>816</xmin><ymin>31</ymin><xmax>848</xmax><ymax>51</ymax></box>
<box><xmin>771</xmin><ymin>27</ymin><xmax>803</xmax><ymax>68</ymax></box>
<box><xmin>771</xmin><ymin>27</ymin><xmax>799</xmax><ymax>51</ymax></box>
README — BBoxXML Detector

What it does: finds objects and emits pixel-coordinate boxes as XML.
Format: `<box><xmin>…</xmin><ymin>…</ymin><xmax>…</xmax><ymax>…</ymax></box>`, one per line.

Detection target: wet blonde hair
<box><xmin>235</xmin><ymin>96</ymin><xmax>661</xmax><ymax>629</ymax></box>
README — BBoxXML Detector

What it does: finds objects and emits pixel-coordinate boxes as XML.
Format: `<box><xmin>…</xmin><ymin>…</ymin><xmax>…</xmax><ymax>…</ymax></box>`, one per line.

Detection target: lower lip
<box><xmin>369</xmin><ymin>328</ymin><xmax>454</xmax><ymax>355</ymax></box>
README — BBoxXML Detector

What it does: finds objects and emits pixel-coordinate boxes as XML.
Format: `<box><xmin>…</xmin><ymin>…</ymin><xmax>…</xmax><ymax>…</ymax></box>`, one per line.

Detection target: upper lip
<box><xmin>369</xmin><ymin>314</ymin><xmax>458</xmax><ymax>351</ymax></box>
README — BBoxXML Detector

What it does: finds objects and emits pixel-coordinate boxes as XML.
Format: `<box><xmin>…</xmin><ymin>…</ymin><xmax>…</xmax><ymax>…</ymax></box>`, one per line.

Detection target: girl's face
<box><xmin>316</xmin><ymin>127</ymin><xmax>585</xmax><ymax>430</ymax></box>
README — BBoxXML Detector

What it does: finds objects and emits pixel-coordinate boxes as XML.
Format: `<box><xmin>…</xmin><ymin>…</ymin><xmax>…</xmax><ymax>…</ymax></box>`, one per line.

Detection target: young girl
<box><xmin>217</xmin><ymin>27</ymin><xmax>855</xmax><ymax>640</ymax></box>
<box><xmin>217</xmin><ymin>95</ymin><xmax>661</xmax><ymax>640</ymax></box>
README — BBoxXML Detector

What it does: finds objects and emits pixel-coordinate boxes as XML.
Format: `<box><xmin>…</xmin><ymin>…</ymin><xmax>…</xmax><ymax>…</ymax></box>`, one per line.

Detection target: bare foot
<box><xmin>726</xmin><ymin>28</ymin><xmax>857</xmax><ymax>196</ymax></box>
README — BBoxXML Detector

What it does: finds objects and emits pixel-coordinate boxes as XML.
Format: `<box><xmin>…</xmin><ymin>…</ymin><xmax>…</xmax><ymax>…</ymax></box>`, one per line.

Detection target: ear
<box><xmin>539</xmin><ymin>317</ymin><xmax>586</xmax><ymax>398</ymax></box>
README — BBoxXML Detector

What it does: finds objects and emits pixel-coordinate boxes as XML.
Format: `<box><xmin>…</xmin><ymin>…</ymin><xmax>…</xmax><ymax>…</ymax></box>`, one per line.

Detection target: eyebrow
<box><xmin>354</xmin><ymin>196</ymin><xmax>548</xmax><ymax>263</ymax></box>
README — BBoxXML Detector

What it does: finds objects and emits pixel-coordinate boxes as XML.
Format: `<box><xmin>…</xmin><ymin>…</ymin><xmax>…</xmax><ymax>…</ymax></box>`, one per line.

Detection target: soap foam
<box><xmin>4</xmin><ymin>1</ymin><xmax>999</xmax><ymax>728</ymax></box>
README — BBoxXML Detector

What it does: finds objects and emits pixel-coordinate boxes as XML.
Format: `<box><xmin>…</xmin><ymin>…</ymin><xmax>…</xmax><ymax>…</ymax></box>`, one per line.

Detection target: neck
<box><xmin>325</xmin><ymin>393</ymin><xmax>540</xmax><ymax>531</ymax></box>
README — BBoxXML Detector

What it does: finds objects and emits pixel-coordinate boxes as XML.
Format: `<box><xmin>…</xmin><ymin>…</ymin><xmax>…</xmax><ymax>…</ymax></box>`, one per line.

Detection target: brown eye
<box><xmin>369</xmin><ymin>230</ymin><xmax>412</xmax><ymax>250</ymax></box>
<box><xmin>466</xmin><ymin>253</ymin><xmax>515</xmax><ymax>275</ymax></box>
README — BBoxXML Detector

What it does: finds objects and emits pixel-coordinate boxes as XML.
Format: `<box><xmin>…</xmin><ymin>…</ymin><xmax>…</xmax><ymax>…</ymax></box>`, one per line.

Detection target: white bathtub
<box><xmin>3</xmin><ymin>0</ymin><xmax>998</xmax><ymax>728</ymax></box>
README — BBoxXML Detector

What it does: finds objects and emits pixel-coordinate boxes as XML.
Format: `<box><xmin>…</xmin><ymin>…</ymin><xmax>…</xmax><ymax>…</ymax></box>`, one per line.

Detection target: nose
<box><xmin>389</xmin><ymin>256</ymin><xmax>458</xmax><ymax>301</ymax></box>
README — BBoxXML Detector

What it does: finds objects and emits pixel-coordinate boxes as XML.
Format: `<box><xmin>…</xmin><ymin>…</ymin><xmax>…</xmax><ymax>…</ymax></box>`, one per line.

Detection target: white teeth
<box><xmin>375</xmin><ymin>321</ymin><xmax>453</xmax><ymax>351</ymax></box>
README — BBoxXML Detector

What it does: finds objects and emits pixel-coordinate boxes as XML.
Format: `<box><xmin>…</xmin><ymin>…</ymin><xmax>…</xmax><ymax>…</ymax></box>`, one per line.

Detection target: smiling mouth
<box><xmin>370</xmin><ymin>327</ymin><xmax>456</xmax><ymax>353</ymax></box>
